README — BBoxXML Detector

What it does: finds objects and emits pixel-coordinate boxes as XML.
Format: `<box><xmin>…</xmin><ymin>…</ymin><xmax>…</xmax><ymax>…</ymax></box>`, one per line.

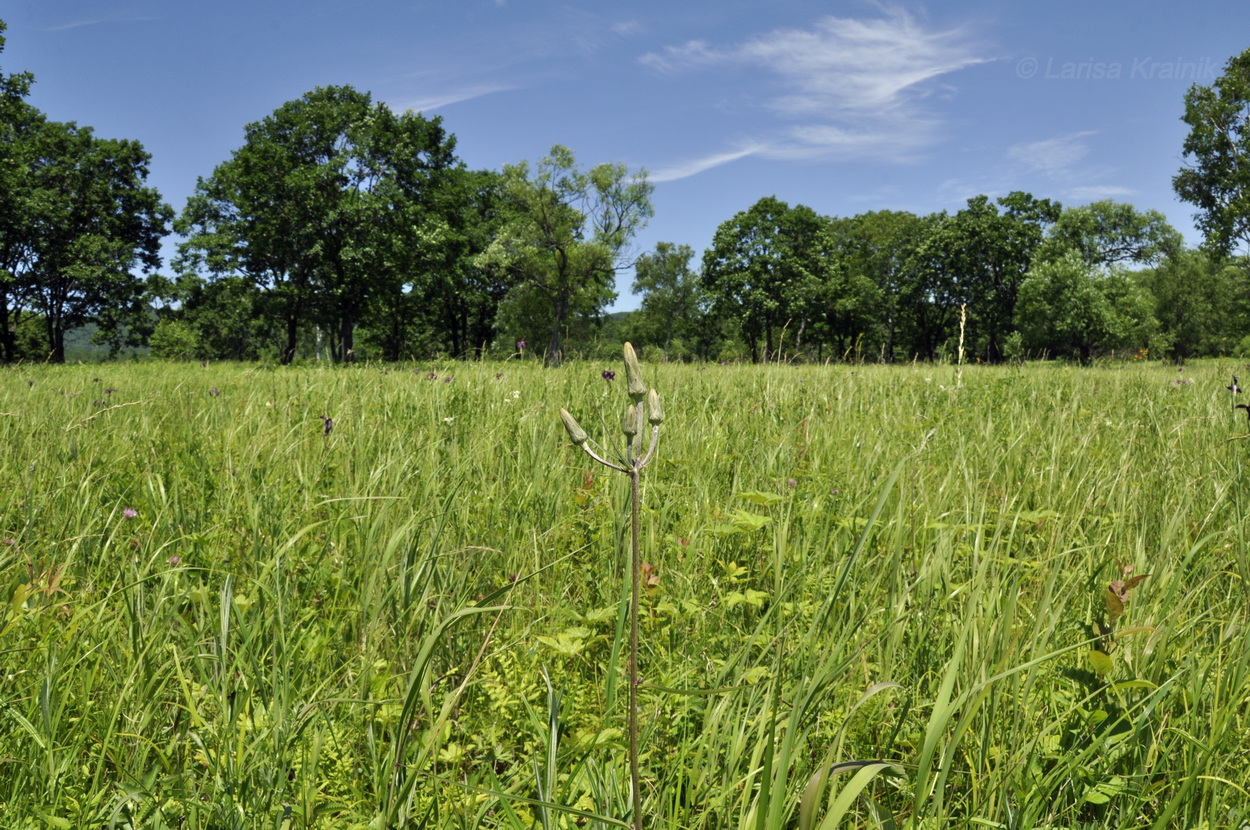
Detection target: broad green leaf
<box><xmin>735</xmin><ymin>489</ymin><xmax>783</xmax><ymax>507</ymax></box>
<box><xmin>1087</xmin><ymin>650</ymin><xmax>1114</xmax><ymax>675</ymax></box>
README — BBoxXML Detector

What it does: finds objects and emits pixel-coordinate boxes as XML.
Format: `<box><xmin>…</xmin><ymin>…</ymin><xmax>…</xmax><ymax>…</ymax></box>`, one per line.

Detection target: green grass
<box><xmin>1</xmin><ymin>358</ymin><xmax>1248</xmax><ymax>828</ymax></box>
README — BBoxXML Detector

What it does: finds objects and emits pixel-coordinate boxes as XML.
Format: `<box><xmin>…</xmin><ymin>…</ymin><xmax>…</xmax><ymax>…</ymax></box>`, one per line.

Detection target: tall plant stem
<box><xmin>628</xmin><ymin>464</ymin><xmax>642</xmax><ymax>830</ymax></box>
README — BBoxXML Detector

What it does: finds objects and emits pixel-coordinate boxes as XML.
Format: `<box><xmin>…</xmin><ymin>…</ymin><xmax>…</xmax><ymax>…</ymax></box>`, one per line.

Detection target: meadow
<box><xmin>1</xmin><ymin>356</ymin><xmax>1248</xmax><ymax>829</ymax></box>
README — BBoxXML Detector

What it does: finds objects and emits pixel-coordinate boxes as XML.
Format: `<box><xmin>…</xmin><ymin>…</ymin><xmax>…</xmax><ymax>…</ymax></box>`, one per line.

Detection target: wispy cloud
<box><xmin>1006</xmin><ymin>131</ymin><xmax>1096</xmax><ymax>175</ymax></box>
<box><xmin>1066</xmin><ymin>185</ymin><xmax>1134</xmax><ymax>201</ymax></box>
<box><xmin>1005</xmin><ymin>132</ymin><xmax>1132</xmax><ymax>202</ymax></box>
<box><xmin>639</xmin><ymin>8</ymin><xmax>988</xmax><ymax>174</ymax></box>
<box><xmin>46</xmin><ymin>15</ymin><xmax>160</xmax><ymax>32</ymax></box>
<box><xmin>398</xmin><ymin>84</ymin><xmax>514</xmax><ymax>113</ymax></box>
<box><xmin>650</xmin><ymin>147</ymin><xmax>761</xmax><ymax>183</ymax></box>
<box><xmin>611</xmin><ymin>20</ymin><xmax>644</xmax><ymax>37</ymax></box>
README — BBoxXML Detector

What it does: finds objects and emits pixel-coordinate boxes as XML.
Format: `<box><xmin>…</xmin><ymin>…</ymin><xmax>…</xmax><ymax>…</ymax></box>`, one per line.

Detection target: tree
<box><xmin>18</xmin><ymin>119</ymin><xmax>171</xmax><ymax>362</ymax></box>
<box><xmin>631</xmin><ymin>242</ymin><xmax>704</xmax><ymax>360</ymax></box>
<box><xmin>825</xmin><ymin>210</ymin><xmax>931</xmax><ymax>361</ymax></box>
<box><xmin>482</xmin><ymin>146</ymin><xmax>653</xmax><ymax>366</ymax></box>
<box><xmin>399</xmin><ymin>168</ymin><xmax>511</xmax><ymax>360</ymax></box>
<box><xmin>177</xmin><ymin>86</ymin><xmax>459</xmax><ymax>363</ymax></box>
<box><xmin>702</xmin><ymin>196</ymin><xmax>826</xmax><ymax>362</ymax></box>
<box><xmin>1040</xmin><ymin>200</ymin><xmax>1182</xmax><ymax>268</ymax></box>
<box><xmin>1015</xmin><ymin>251</ymin><xmax>1155</xmax><ymax>361</ymax></box>
<box><xmin>1174</xmin><ymin>48</ymin><xmax>1250</xmax><ymax>259</ymax></box>
<box><xmin>0</xmin><ymin>19</ymin><xmax>37</xmax><ymax>361</ymax></box>
<box><xmin>1137</xmin><ymin>249</ymin><xmax>1247</xmax><ymax>358</ymax></box>
<box><xmin>905</xmin><ymin>193</ymin><xmax>1059</xmax><ymax>362</ymax></box>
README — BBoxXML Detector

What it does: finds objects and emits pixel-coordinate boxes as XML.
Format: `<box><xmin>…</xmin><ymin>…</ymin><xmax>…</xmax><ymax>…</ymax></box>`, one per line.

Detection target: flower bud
<box><xmin>623</xmin><ymin>342</ymin><xmax>647</xmax><ymax>402</ymax></box>
<box><xmin>647</xmin><ymin>388</ymin><xmax>663</xmax><ymax>425</ymax></box>
<box><xmin>622</xmin><ymin>403</ymin><xmax>639</xmax><ymax>437</ymax></box>
<box><xmin>560</xmin><ymin>408</ymin><xmax>589</xmax><ymax>446</ymax></box>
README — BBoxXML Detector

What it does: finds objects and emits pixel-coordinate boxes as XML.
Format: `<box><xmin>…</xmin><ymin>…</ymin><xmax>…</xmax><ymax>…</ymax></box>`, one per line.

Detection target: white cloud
<box><xmin>399</xmin><ymin>84</ymin><xmax>514</xmax><ymax>113</ymax></box>
<box><xmin>46</xmin><ymin>15</ymin><xmax>159</xmax><ymax>31</ymax></box>
<box><xmin>638</xmin><ymin>8</ymin><xmax>987</xmax><ymax>173</ymax></box>
<box><xmin>1066</xmin><ymin>185</ymin><xmax>1134</xmax><ymax>201</ymax></box>
<box><xmin>611</xmin><ymin>20</ymin><xmax>644</xmax><ymax>37</ymax></box>
<box><xmin>650</xmin><ymin>147</ymin><xmax>761</xmax><ymax>182</ymax></box>
<box><xmin>1006</xmin><ymin>131</ymin><xmax>1097</xmax><ymax>175</ymax></box>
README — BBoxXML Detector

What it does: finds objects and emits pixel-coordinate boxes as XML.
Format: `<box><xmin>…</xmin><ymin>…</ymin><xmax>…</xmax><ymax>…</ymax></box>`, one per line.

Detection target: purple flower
<box><xmin>208</xmin><ymin>387</ymin><xmax>220</xmax><ymax>397</ymax></box>
<box><xmin>166</xmin><ymin>555</ymin><xmax>182</xmax><ymax>565</ymax></box>
<box><xmin>602</xmin><ymin>370</ymin><xmax>616</xmax><ymax>382</ymax></box>
<box><xmin>123</xmin><ymin>507</ymin><xmax>138</xmax><ymax>519</ymax></box>
<box><xmin>104</xmin><ymin>388</ymin><xmax>116</xmax><ymax>395</ymax></box>
<box><xmin>319</xmin><ymin>415</ymin><xmax>333</xmax><ymax>437</ymax></box>
<box><xmin>517</xmin><ymin>340</ymin><xmax>526</xmax><ymax>351</ymax></box>
<box><xmin>787</xmin><ymin>478</ymin><xmax>797</xmax><ymax>488</ymax></box>
<box><xmin>443</xmin><ymin>376</ymin><xmax>453</xmax><ymax>383</ymax></box>
<box><xmin>2</xmin><ymin>538</ymin><xmax>15</xmax><ymax>546</ymax></box>
<box><xmin>426</xmin><ymin>372</ymin><xmax>438</xmax><ymax>380</ymax></box>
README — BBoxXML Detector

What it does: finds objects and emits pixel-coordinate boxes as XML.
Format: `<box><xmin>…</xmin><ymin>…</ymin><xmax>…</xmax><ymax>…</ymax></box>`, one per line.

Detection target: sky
<box><xmin>4</xmin><ymin>1</ymin><xmax>1249</xmax><ymax>311</ymax></box>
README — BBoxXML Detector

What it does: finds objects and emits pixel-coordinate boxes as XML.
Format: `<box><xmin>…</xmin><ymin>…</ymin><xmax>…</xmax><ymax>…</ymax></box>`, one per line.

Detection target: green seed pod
<box><xmin>560</xmin><ymin>408</ymin><xmax>589</xmax><ymax>446</ymax></box>
<box><xmin>623</xmin><ymin>342</ymin><xmax>647</xmax><ymax>402</ymax></box>
<box><xmin>647</xmin><ymin>388</ymin><xmax>663</xmax><ymax>425</ymax></box>
<box><xmin>622</xmin><ymin>403</ymin><xmax>639</xmax><ymax>437</ymax></box>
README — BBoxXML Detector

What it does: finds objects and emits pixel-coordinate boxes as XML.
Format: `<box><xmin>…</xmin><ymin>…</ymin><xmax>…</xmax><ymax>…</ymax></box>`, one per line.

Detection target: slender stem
<box><xmin>628</xmin><ymin>464</ymin><xmax>642</xmax><ymax>830</ymax></box>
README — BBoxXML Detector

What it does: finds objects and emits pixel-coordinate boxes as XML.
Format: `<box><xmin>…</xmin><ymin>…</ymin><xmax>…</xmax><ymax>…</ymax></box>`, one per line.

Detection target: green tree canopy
<box><xmin>10</xmin><ymin>118</ymin><xmax>171</xmax><ymax>362</ymax></box>
<box><xmin>904</xmin><ymin>193</ymin><xmax>1060</xmax><ymax>362</ymax></box>
<box><xmin>1136</xmin><ymin>249</ymin><xmax>1248</xmax><ymax>359</ymax></box>
<box><xmin>1174</xmin><ymin>48</ymin><xmax>1250</xmax><ymax>260</ymax></box>
<box><xmin>825</xmin><ymin>210</ymin><xmax>932</xmax><ymax>361</ymax></box>
<box><xmin>701</xmin><ymin>196</ymin><xmax>826</xmax><ymax>362</ymax></box>
<box><xmin>482</xmin><ymin>145</ymin><xmax>653</xmax><ymax>366</ymax></box>
<box><xmin>1016</xmin><ymin>250</ymin><xmax>1156</xmax><ymax>361</ymax></box>
<box><xmin>631</xmin><ymin>241</ymin><xmax>704</xmax><ymax>360</ymax></box>
<box><xmin>1040</xmin><ymin>200</ymin><xmax>1182</xmax><ymax>268</ymax></box>
<box><xmin>0</xmin><ymin>19</ymin><xmax>38</xmax><ymax>361</ymax></box>
<box><xmin>176</xmin><ymin>85</ymin><xmax>459</xmax><ymax>363</ymax></box>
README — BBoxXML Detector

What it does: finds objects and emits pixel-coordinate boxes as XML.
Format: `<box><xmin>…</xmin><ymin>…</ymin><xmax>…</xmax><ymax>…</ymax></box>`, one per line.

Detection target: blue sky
<box><xmin>4</xmin><ymin>1</ymin><xmax>1249</xmax><ymax>310</ymax></box>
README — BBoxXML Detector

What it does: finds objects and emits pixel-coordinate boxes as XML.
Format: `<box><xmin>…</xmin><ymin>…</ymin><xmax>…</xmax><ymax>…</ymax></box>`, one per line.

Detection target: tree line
<box><xmin>3</xmin><ymin>18</ymin><xmax>1250</xmax><ymax>365</ymax></box>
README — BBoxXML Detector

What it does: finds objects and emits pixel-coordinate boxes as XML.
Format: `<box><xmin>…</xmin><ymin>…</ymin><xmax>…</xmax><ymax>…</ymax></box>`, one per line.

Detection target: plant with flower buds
<box><xmin>559</xmin><ymin>341</ymin><xmax>662</xmax><ymax>830</ymax></box>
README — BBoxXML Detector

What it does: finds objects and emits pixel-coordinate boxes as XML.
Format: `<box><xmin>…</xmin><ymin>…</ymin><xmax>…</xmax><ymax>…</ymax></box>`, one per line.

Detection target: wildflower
<box><xmin>1228</xmin><ymin>374</ymin><xmax>1241</xmax><ymax>394</ymax></box>
<box><xmin>2</xmin><ymin>538</ymin><xmax>15</xmax><ymax>546</ymax></box>
<box><xmin>209</xmin><ymin>387</ymin><xmax>220</xmax><ymax>397</ymax></box>
<box><xmin>443</xmin><ymin>376</ymin><xmax>453</xmax><ymax>383</ymax></box>
<box><xmin>442</xmin><ymin>417</ymin><xmax>454</xmax><ymax>424</ymax></box>
<box><xmin>517</xmin><ymin>339</ymin><xmax>526</xmax><ymax>351</ymax></box>
<box><xmin>104</xmin><ymin>388</ymin><xmax>116</xmax><ymax>395</ymax></box>
<box><xmin>123</xmin><ymin>508</ymin><xmax>138</xmax><ymax>519</ymax></box>
<box><xmin>166</xmin><ymin>555</ymin><xmax>182</xmax><ymax>565</ymax></box>
<box><xmin>602</xmin><ymin>370</ymin><xmax>616</xmax><ymax>382</ymax></box>
<box><xmin>427</xmin><ymin>372</ymin><xmax>438</xmax><ymax>380</ymax></box>
<box><xmin>787</xmin><ymin>478</ymin><xmax>797</xmax><ymax>488</ymax></box>
<box><xmin>623</xmin><ymin>342</ymin><xmax>646</xmax><ymax>402</ymax></box>
<box><xmin>319</xmin><ymin>415</ymin><xmax>333</xmax><ymax>437</ymax></box>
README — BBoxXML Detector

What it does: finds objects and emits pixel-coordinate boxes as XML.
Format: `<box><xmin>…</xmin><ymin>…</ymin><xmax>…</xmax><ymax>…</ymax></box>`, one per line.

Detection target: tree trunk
<box><xmin>340</xmin><ymin>316</ymin><xmax>354</xmax><ymax>362</ymax></box>
<box><xmin>0</xmin><ymin>301</ymin><xmax>13</xmax><ymax>363</ymax></box>
<box><xmin>283</xmin><ymin>313</ymin><xmax>299</xmax><ymax>365</ymax></box>
<box><xmin>546</xmin><ymin>296</ymin><xmax>568</xmax><ymax>367</ymax></box>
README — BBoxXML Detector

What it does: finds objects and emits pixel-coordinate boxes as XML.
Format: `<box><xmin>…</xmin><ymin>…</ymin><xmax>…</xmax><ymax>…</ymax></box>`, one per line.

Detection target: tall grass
<box><xmin>1</xmin><ymin>359</ymin><xmax>1247</xmax><ymax>827</ymax></box>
